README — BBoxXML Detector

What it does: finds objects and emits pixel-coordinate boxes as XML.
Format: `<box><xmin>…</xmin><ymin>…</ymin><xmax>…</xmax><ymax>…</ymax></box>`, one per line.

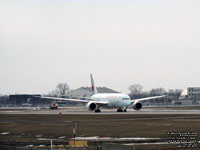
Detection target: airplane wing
<box><xmin>36</xmin><ymin>96</ymin><xmax>90</xmax><ymax>103</ymax></box>
<box><xmin>131</xmin><ymin>95</ymin><xmax>166</xmax><ymax>103</ymax></box>
<box><xmin>36</xmin><ymin>96</ymin><xmax>109</xmax><ymax>105</ymax></box>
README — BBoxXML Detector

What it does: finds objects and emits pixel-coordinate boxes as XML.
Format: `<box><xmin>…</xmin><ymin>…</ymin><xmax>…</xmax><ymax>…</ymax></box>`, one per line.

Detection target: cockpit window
<box><xmin>122</xmin><ymin>98</ymin><xmax>130</xmax><ymax>100</ymax></box>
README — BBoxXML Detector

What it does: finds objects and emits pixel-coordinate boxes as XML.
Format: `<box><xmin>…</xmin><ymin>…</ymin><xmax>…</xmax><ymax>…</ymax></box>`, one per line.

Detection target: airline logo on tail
<box><xmin>92</xmin><ymin>85</ymin><xmax>95</xmax><ymax>92</ymax></box>
<box><xmin>90</xmin><ymin>73</ymin><xmax>98</xmax><ymax>95</ymax></box>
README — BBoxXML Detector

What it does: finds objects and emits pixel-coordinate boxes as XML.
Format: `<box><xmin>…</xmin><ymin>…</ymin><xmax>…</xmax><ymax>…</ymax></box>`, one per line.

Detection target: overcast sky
<box><xmin>0</xmin><ymin>0</ymin><xmax>200</xmax><ymax>95</ymax></box>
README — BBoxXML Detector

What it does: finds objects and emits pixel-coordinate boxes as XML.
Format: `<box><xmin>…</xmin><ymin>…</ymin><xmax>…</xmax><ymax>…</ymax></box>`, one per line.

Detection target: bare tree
<box><xmin>48</xmin><ymin>83</ymin><xmax>70</xmax><ymax>97</ymax></box>
<box><xmin>150</xmin><ymin>87</ymin><xmax>166</xmax><ymax>96</ymax></box>
<box><xmin>128</xmin><ymin>84</ymin><xmax>143</xmax><ymax>99</ymax></box>
<box><xmin>56</xmin><ymin>83</ymin><xmax>70</xmax><ymax>96</ymax></box>
<box><xmin>129</xmin><ymin>84</ymin><xmax>143</xmax><ymax>95</ymax></box>
<box><xmin>167</xmin><ymin>89</ymin><xmax>183</xmax><ymax>101</ymax></box>
<box><xmin>47</xmin><ymin>89</ymin><xmax>59</xmax><ymax>97</ymax></box>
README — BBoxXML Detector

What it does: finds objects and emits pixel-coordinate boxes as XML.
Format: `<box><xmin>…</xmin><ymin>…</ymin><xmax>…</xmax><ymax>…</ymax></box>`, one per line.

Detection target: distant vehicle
<box><xmin>50</xmin><ymin>102</ymin><xmax>58</xmax><ymax>109</ymax></box>
<box><xmin>39</xmin><ymin>74</ymin><xmax>165</xmax><ymax>112</ymax></box>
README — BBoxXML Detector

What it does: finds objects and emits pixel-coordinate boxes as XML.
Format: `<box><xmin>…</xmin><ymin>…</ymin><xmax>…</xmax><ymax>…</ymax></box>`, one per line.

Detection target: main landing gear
<box><xmin>95</xmin><ymin>109</ymin><xmax>101</xmax><ymax>113</ymax></box>
<box><xmin>117</xmin><ymin>108</ymin><xmax>127</xmax><ymax>112</ymax></box>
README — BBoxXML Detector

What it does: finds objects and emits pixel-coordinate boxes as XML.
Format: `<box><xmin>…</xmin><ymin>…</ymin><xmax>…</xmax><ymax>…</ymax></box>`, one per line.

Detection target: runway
<box><xmin>1</xmin><ymin>106</ymin><xmax>200</xmax><ymax>114</ymax></box>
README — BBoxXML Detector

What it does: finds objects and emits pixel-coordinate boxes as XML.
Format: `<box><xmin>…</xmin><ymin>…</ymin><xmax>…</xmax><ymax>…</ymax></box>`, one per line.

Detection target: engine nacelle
<box><xmin>132</xmin><ymin>101</ymin><xmax>142</xmax><ymax>110</ymax></box>
<box><xmin>86</xmin><ymin>101</ymin><xmax>97</xmax><ymax>111</ymax></box>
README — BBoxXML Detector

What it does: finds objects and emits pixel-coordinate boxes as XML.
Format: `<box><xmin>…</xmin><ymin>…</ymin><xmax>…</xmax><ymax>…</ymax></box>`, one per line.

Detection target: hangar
<box><xmin>67</xmin><ymin>86</ymin><xmax>119</xmax><ymax>98</ymax></box>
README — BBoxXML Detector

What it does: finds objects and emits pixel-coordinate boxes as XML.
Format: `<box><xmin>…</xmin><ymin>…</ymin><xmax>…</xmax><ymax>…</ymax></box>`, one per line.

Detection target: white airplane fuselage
<box><xmin>90</xmin><ymin>93</ymin><xmax>131</xmax><ymax>108</ymax></box>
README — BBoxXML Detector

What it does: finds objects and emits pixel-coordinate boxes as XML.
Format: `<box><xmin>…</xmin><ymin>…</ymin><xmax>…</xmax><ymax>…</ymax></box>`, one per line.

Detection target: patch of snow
<box><xmin>73</xmin><ymin>136</ymin><xmax>160</xmax><ymax>141</ymax></box>
<box><xmin>1</xmin><ymin>132</ymin><xmax>10</xmax><ymax>135</ymax></box>
<box><xmin>58</xmin><ymin>136</ymin><xmax>66</xmax><ymax>139</ymax></box>
<box><xmin>37</xmin><ymin>138</ymin><xmax>50</xmax><ymax>141</ymax></box>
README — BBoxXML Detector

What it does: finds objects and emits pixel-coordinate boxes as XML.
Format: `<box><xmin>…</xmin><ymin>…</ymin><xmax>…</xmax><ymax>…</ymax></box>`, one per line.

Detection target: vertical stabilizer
<box><xmin>90</xmin><ymin>73</ymin><xmax>98</xmax><ymax>95</ymax></box>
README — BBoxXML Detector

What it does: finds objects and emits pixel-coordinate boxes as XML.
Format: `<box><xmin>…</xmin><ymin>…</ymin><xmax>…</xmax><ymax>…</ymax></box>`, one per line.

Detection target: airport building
<box><xmin>179</xmin><ymin>90</ymin><xmax>188</xmax><ymax>100</ymax></box>
<box><xmin>187</xmin><ymin>87</ymin><xmax>200</xmax><ymax>99</ymax></box>
<box><xmin>67</xmin><ymin>86</ymin><xmax>119</xmax><ymax>98</ymax></box>
<box><xmin>174</xmin><ymin>87</ymin><xmax>200</xmax><ymax>105</ymax></box>
<box><xmin>8</xmin><ymin>94</ymin><xmax>48</xmax><ymax>106</ymax></box>
<box><xmin>0</xmin><ymin>87</ymin><xmax>119</xmax><ymax>107</ymax></box>
<box><xmin>179</xmin><ymin>87</ymin><xmax>200</xmax><ymax>100</ymax></box>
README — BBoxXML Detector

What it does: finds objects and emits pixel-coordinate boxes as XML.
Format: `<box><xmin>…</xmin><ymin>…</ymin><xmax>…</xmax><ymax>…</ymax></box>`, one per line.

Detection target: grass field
<box><xmin>1</xmin><ymin>114</ymin><xmax>200</xmax><ymax>140</ymax></box>
<box><xmin>0</xmin><ymin>114</ymin><xmax>200</xmax><ymax>149</ymax></box>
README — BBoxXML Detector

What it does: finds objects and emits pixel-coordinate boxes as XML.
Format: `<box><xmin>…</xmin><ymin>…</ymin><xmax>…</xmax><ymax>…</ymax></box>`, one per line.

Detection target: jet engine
<box><xmin>132</xmin><ymin>101</ymin><xmax>142</xmax><ymax>110</ymax></box>
<box><xmin>86</xmin><ymin>101</ymin><xmax>97</xmax><ymax>111</ymax></box>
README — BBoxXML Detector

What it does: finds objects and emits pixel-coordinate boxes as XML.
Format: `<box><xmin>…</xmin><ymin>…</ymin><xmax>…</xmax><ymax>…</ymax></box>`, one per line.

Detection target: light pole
<box><xmin>73</xmin><ymin>121</ymin><xmax>77</xmax><ymax>150</ymax></box>
<box><xmin>73</xmin><ymin>127</ymin><xmax>76</xmax><ymax>150</ymax></box>
<box><xmin>50</xmin><ymin>136</ymin><xmax>53</xmax><ymax>150</ymax></box>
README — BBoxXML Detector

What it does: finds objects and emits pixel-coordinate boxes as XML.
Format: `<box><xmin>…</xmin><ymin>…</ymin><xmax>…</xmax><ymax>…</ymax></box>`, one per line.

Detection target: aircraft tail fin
<box><xmin>90</xmin><ymin>73</ymin><xmax>98</xmax><ymax>95</ymax></box>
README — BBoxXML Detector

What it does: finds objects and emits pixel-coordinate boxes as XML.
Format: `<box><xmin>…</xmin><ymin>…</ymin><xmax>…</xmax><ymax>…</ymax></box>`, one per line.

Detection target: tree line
<box><xmin>47</xmin><ymin>83</ymin><xmax>183</xmax><ymax>101</ymax></box>
<box><xmin>0</xmin><ymin>83</ymin><xmax>183</xmax><ymax>101</ymax></box>
<box><xmin>128</xmin><ymin>83</ymin><xmax>183</xmax><ymax>101</ymax></box>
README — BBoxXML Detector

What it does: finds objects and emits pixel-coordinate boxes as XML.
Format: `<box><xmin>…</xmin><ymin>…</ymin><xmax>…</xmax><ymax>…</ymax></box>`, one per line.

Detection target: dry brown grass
<box><xmin>0</xmin><ymin>114</ymin><xmax>200</xmax><ymax>143</ymax></box>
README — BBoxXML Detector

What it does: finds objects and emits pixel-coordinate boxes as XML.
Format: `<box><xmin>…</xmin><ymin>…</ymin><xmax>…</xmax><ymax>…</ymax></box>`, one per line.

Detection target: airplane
<box><xmin>38</xmin><ymin>74</ymin><xmax>165</xmax><ymax>113</ymax></box>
